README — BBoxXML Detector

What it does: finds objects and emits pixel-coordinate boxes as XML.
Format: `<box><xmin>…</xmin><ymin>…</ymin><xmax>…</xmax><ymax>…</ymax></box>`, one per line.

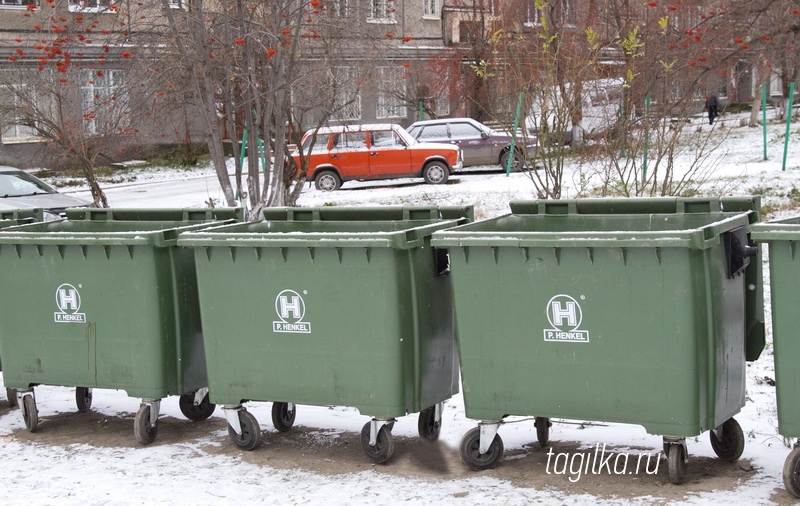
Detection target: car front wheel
<box><xmin>315</xmin><ymin>170</ymin><xmax>341</xmax><ymax>191</ymax></box>
<box><xmin>499</xmin><ymin>149</ymin><xmax>524</xmax><ymax>172</ymax></box>
<box><xmin>423</xmin><ymin>161</ymin><xmax>449</xmax><ymax>185</ymax></box>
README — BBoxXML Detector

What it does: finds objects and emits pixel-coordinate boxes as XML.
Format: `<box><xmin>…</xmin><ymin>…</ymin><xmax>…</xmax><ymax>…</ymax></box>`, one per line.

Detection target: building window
<box><xmin>167</xmin><ymin>0</ymin><xmax>184</xmax><ymax>8</ymax></box>
<box><xmin>368</xmin><ymin>0</ymin><xmax>395</xmax><ymax>23</ymax></box>
<box><xmin>423</xmin><ymin>0</ymin><xmax>438</xmax><ymax>18</ymax></box>
<box><xmin>376</xmin><ymin>67</ymin><xmax>406</xmax><ymax>119</ymax></box>
<box><xmin>69</xmin><ymin>0</ymin><xmax>115</xmax><ymax>12</ymax></box>
<box><xmin>525</xmin><ymin>2</ymin><xmax>541</xmax><ymax>25</ymax></box>
<box><xmin>81</xmin><ymin>70</ymin><xmax>128</xmax><ymax>135</ymax></box>
<box><xmin>328</xmin><ymin>0</ymin><xmax>348</xmax><ymax>17</ymax></box>
<box><xmin>0</xmin><ymin>86</ymin><xmax>39</xmax><ymax>141</ymax></box>
<box><xmin>331</xmin><ymin>67</ymin><xmax>361</xmax><ymax>121</ymax></box>
<box><xmin>0</xmin><ymin>0</ymin><xmax>36</xmax><ymax>7</ymax></box>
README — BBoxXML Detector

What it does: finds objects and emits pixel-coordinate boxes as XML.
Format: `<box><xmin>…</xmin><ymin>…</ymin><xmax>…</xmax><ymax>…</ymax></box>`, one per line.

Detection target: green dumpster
<box><xmin>431</xmin><ymin>197</ymin><xmax>762</xmax><ymax>484</ymax></box>
<box><xmin>0</xmin><ymin>208</ymin><xmax>42</xmax><ymax>407</ymax></box>
<box><xmin>751</xmin><ymin>216</ymin><xmax>800</xmax><ymax>497</ymax></box>
<box><xmin>177</xmin><ymin>206</ymin><xmax>472</xmax><ymax>462</ymax></box>
<box><xmin>0</xmin><ymin>207</ymin><xmax>243</xmax><ymax>443</ymax></box>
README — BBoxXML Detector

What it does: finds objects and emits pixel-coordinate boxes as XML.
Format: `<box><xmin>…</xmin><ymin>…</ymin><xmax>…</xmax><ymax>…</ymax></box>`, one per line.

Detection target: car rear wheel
<box><xmin>423</xmin><ymin>161</ymin><xmax>449</xmax><ymax>185</ymax></box>
<box><xmin>315</xmin><ymin>170</ymin><xmax>341</xmax><ymax>191</ymax></box>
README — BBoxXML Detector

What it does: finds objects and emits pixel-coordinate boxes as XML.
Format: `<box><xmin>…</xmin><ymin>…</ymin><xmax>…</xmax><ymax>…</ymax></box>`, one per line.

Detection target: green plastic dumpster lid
<box><xmin>178</xmin><ymin>206</ymin><xmax>473</xmax><ymax>249</ymax></box>
<box><xmin>0</xmin><ymin>207</ymin><xmax>243</xmax><ymax>247</ymax></box>
<box><xmin>751</xmin><ymin>215</ymin><xmax>800</xmax><ymax>241</ymax></box>
<box><xmin>432</xmin><ymin>199</ymin><xmax>754</xmax><ymax>250</ymax></box>
<box><xmin>261</xmin><ymin>206</ymin><xmax>474</xmax><ymax>223</ymax></box>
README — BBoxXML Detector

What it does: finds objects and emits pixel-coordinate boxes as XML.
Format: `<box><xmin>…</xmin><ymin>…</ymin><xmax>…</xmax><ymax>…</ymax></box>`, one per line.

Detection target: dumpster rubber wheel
<box><xmin>22</xmin><ymin>395</ymin><xmax>38</xmax><ymax>433</ymax></box>
<box><xmin>179</xmin><ymin>392</ymin><xmax>216</xmax><ymax>422</ymax></box>
<box><xmin>271</xmin><ymin>402</ymin><xmax>296</xmax><ymax>433</ymax></box>
<box><xmin>134</xmin><ymin>404</ymin><xmax>158</xmax><ymax>445</ymax></box>
<box><xmin>6</xmin><ymin>388</ymin><xmax>18</xmax><ymax>408</ymax></box>
<box><xmin>360</xmin><ymin>422</ymin><xmax>394</xmax><ymax>464</ymax></box>
<box><xmin>227</xmin><ymin>410</ymin><xmax>261</xmax><ymax>451</ymax></box>
<box><xmin>75</xmin><ymin>387</ymin><xmax>92</xmax><ymax>413</ymax></box>
<box><xmin>535</xmin><ymin>417</ymin><xmax>551</xmax><ymax>447</ymax></box>
<box><xmin>667</xmin><ymin>444</ymin><xmax>687</xmax><ymax>484</ymax></box>
<box><xmin>417</xmin><ymin>406</ymin><xmax>441</xmax><ymax>441</ymax></box>
<box><xmin>710</xmin><ymin>418</ymin><xmax>745</xmax><ymax>462</ymax></box>
<box><xmin>783</xmin><ymin>447</ymin><xmax>800</xmax><ymax>497</ymax></box>
<box><xmin>460</xmin><ymin>427</ymin><xmax>503</xmax><ymax>471</ymax></box>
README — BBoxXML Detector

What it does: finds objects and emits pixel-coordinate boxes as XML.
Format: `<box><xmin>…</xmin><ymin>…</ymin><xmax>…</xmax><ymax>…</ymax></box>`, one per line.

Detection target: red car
<box><xmin>293</xmin><ymin>124</ymin><xmax>462</xmax><ymax>191</ymax></box>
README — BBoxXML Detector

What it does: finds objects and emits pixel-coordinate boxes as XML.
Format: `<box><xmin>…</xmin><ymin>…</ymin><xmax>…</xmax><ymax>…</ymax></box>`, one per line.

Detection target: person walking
<box><xmin>704</xmin><ymin>94</ymin><xmax>719</xmax><ymax>125</ymax></box>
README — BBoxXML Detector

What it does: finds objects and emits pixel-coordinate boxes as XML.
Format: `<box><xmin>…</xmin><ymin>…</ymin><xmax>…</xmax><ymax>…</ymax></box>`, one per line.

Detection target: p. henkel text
<box><xmin>544</xmin><ymin>330</ymin><xmax>589</xmax><ymax>342</ymax></box>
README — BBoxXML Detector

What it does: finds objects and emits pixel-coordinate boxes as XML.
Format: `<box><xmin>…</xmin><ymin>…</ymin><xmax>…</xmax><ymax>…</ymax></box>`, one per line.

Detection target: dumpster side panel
<box><xmin>171</xmin><ymin>246</ymin><xmax>210</xmax><ymax>394</ymax></box>
<box><xmin>450</xmin><ymin>242</ymin><xmax>745</xmax><ymax>436</ymax></box>
<box><xmin>196</xmin><ymin>245</ymin><xmax>413</xmax><ymax>417</ymax></box>
<box><xmin>407</xmin><ymin>240</ymin><xmax>459</xmax><ymax>412</ymax></box>
<box><xmin>765</xmin><ymin>240</ymin><xmax>800</xmax><ymax>436</ymax></box>
<box><xmin>0</xmin><ymin>243</ymin><xmax>180</xmax><ymax>398</ymax></box>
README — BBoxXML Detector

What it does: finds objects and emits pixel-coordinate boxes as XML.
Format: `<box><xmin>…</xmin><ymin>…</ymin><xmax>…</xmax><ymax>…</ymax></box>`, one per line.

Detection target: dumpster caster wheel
<box><xmin>710</xmin><ymin>418</ymin><xmax>744</xmax><ymax>462</ymax></box>
<box><xmin>460</xmin><ymin>427</ymin><xmax>504</xmax><ymax>471</ymax></box>
<box><xmin>21</xmin><ymin>395</ymin><xmax>38</xmax><ymax>433</ymax></box>
<box><xmin>667</xmin><ymin>444</ymin><xmax>687</xmax><ymax>484</ymax></box>
<box><xmin>227</xmin><ymin>410</ymin><xmax>261</xmax><ymax>451</ymax></box>
<box><xmin>75</xmin><ymin>387</ymin><xmax>92</xmax><ymax>413</ymax></box>
<box><xmin>271</xmin><ymin>402</ymin><xmax>296</xmax><ymax>433</ymax></box>
<box><xmin>179</xmin><ymin>392</ymin><xmax>216</xmax><ymax>422</ymax></box>
<box><xmin>418</xmin><ymin>406</ymin><xmax>441</xmax><ymax>442</ymax></box>
<box><xmin>783</xmin><ymin>447</ymin><xmax>800</xmax><ymax>497</ymax></box>
<box><xmin>134</xmin><ymin>404</ymin><xmax>158</xmax><ymax>445</ymax></box>
<box><xmin>535</xmin><ymin>417</ymin><xmax>551</xmax><ymax>447</ymax></box>
<box><xmin>6</xmin><ymin>388</ymin><xmax>18</xmax><ymax>408</ymax></box>
<box><xmin>360</xmin><ymin>422</ymin><xmax>394</xmax><ymax>464</ymax></box>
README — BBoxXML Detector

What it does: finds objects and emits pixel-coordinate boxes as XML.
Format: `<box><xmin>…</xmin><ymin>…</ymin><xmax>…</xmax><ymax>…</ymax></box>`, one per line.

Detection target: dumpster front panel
<box><xmin>0</xmin><ymin>242</ymin><xmax>181</xmax><ymax>398</ymax></box>
<box><xmin>189</xmin><ymin>220</ymin><xmax>461</xmax><ymax>418</ymax></box>
<box><xmin>439</xmin><ymin>211</ymin><xmax>749</xmax><ymax>437</ymax></box>
<box><xmin>196</xmin><ymin>245</ymin><xmax>408</xmax><ymax>416</ymax></box>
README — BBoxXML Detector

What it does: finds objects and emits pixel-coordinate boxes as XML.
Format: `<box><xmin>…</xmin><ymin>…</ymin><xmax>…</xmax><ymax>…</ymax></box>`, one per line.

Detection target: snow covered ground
<box><xmin>1</xmin><ymin>113</ymin><xmax>799</xmax><ymax>505</ymax></box>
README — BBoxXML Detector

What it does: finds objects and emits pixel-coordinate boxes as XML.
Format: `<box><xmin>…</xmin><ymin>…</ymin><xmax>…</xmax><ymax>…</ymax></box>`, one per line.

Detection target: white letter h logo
<box><xmin>551</xmin><ymin>301</ymin><xmax>577</xmax><ymax>326</ymax></box>
<box><xmin>279</xmin><ymin>295</ymin><xmax>301</xmax><ymax>319</ymax></box>
<box><xmin>58</xmin><ymin>288</ymin><xmax>79</xmax><ymax>311</ymax></box>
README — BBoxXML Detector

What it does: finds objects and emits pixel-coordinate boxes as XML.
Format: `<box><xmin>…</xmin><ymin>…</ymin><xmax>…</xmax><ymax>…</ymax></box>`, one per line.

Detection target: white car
<box><xmin>0</xmin><ymin>166</ymin><xmax>91</xmax><ymax>219</ymax></box>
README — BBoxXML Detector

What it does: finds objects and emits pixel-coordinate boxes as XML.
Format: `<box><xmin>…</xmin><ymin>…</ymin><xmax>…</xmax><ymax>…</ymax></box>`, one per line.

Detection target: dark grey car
<box><xmin>406</xmin><ymin>117</ymin><xmax>537</xmax><ymax>170</ymax></box>
<box><xmin>0</xmin><ymin>166</ymin><xmax>91</xmax><ymax>219</ymax></box>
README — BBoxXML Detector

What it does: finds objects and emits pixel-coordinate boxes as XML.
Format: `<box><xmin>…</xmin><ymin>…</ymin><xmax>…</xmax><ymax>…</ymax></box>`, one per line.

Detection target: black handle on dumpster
<box><xmin>724</xmin><ymin>226</ymin><xmax>757</xmax><ymax>279</ymax></box>
<box><xmin>433</xmin><ymin>247</ymin><xmax>450</xmax><ymax>277</ymax></box>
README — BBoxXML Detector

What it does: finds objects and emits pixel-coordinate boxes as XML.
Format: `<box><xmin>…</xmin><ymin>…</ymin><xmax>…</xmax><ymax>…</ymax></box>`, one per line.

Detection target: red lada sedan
<box><xmin>293</xmin><ymin>124</ymin><xmax>462</xmax><ymax>191</ymax></box>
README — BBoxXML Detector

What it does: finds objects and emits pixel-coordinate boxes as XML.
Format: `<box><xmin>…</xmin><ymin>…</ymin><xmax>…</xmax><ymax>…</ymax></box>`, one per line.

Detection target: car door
<box><xmin>367</xmin><ymin>128</ymin><xmax>412</xmax><ymax>177</ymax></box>
<box><xmin>330</xmin><ymin>131</ymin><xmax>371</xmax><ymax>178</ymax></box>
<box><xmin>448</xmin><ymin>121</ymin><xmax>494</xmax><ymax>166</ymax></box>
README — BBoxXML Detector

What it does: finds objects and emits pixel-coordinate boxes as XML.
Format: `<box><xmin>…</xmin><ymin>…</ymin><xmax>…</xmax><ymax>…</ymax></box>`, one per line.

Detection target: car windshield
<box><xmin>0</xmin><ymin>171</ymin><xmax>56</xmax><ymax>198</ymax></box>
<box><xmin>393</xmin><ymin>127</ymin><xmax>418</xmax><ymax>146</ymax></box>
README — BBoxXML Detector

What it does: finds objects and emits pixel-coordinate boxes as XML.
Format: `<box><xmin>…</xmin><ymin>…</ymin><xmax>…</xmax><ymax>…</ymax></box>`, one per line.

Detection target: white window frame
<box><xmin>367</xmin><ymin>0</ymin><xmax>396</xmax><ymax>23</ymax></box>
<box><xmin>0</xmin><ymin>83</ymin><xmax>40</xmax><ymax>142</ymax></box>
<box><xmin>331</xmin><ymin>67</ymin><xmax>361</xmax><ymax>122</ymax></box>
<box><xmin>69</xmin><ymin>0</ymin><xmax>116</xmax><ymax>13</ymax></box>
<box><xmin>423</xmin><ymin>0</ymin><xmax>439</xmax><ymax>19</ymax></box>
<box><xmin>376</xmin><ymin>67</ymin><xmax>406</xmax><ymax>120</ymax></box>
<box><xmin>525</xmin><ymin>1</ymin><xmax>541</xmax><ymax>26</ymax></box>
<box><xmin>328</xmin><ymin>0</ymin><xmax>348</xmax><ymax>17</ymax></box>
<box><xmin>81</xmin><ymin>69</ymin><xmax>129</xmax><ymax>135</ymax></box>
<box><xmin>0</xmin><ymin>0</ymin><xmax>36</xmax><ymax>8</ymax></box>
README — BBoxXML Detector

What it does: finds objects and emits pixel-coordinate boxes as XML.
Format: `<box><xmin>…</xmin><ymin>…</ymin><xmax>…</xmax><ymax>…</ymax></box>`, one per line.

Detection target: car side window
<box><xmin>370</xmin><ymin>130</ymin><xmax>404</xmax><ymax>148</ymax></box>
<box><xmin>417</xmin><ymin>124</ymin><xmax>448</xmax><ymax>141</ymax></box>
<box><xmin>334</xmin><ymin>132</ymin><xmax>368</xmax><ymax>149</ymax></box>
<box><xmin>449</xmin><ymin>123</ymin><xmax>482</xmax><ymax>139</ymax></box>
<box><xmin>303</xmin><ymin>133</ymin><xmax>331</xmax><ymax>152</ymax></box>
